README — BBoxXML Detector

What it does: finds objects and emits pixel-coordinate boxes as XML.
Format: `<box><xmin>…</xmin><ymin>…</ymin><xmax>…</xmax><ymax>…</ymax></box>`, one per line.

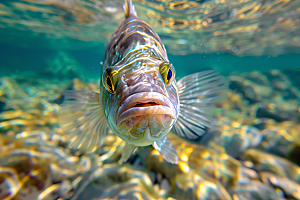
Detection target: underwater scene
<box><xmin>1</xmin><ymin>0</ymin><xmax>300</xmax><ymax>199</ymax></box>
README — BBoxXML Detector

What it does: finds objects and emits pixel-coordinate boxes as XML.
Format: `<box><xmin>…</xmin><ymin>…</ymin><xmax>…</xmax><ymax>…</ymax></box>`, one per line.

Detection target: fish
<box><xmin>58</xmin><ymin>0</ymin><xmax>228</xmax><ymax>165</ymax></box>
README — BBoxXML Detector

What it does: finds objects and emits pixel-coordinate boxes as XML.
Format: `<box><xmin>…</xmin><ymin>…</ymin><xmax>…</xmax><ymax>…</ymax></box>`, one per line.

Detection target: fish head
<box><xmin>101</xmin><ymin>58</ymin><xmax>179</xmax><ymax>146</ymax></box>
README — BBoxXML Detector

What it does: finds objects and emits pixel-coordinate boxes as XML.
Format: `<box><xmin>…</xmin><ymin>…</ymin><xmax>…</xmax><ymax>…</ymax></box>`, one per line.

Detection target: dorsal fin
<box><xmin>124</xmin><ymin>0</ymin><xmax>137</xmax><ymax>18</ymax></box>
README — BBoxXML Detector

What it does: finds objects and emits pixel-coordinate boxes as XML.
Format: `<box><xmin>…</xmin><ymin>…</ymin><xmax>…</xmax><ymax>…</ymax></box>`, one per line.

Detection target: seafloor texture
<box><xmin>0</xmin><ymin>67</ymin><xmax>300</xmax><ymax>200</ymax></box>
<box><xmin>0</xmin><ymin>0</ymin><xmax>300</xmax><ymax>56</ymax></box>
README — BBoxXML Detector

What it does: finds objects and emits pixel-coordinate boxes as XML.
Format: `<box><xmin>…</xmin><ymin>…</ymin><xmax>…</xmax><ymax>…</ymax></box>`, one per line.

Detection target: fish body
<box><xmin>100</xmin><ymin>1</ymin><xmax>178</xmax><ymax>148</ymax></box>
<box><xmin>59</xmin><ymin>0</ymin><xmax>227</xmax><ymax>164</ymax></box>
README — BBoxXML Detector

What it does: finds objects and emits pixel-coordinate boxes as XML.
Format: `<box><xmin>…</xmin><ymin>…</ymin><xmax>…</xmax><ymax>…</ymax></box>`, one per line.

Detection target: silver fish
<box><xmin>59</xmin><ymin>0</ymin><xmax>227</xmax><ymax>164</ymax></box>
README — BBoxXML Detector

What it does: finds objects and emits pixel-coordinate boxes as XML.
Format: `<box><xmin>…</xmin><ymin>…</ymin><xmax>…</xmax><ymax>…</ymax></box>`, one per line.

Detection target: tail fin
<box><xmin>124</xmin><ymin>0</ymin><xmax>137</xmax><ymax>18</ymax></box>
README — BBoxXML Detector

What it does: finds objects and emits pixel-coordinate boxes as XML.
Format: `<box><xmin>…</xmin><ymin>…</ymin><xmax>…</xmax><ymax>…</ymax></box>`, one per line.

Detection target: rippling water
<box><xmin>1</xmin><ymin>0</ymin><xmax>300</xmax><ymax>55</ymax></box>
<box><xmin>0</xmin><ymin>0</ymin><xmax>300</xmax><ymax>200</ymax></box>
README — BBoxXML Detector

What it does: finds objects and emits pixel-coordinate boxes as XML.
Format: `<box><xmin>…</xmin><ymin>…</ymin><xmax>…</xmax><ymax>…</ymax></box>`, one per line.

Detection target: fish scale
<box><xmin>104</xmin><ymin>16</ymin><xmax>168</xmax><ymax>68</ymax></box>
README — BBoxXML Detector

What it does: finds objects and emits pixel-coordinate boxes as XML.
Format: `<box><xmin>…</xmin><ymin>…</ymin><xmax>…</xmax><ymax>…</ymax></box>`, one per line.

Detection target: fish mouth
<box><xmin>117</xmin><ymin>92</ymin><xmax>175</xmax><ymax>126</ymax></box>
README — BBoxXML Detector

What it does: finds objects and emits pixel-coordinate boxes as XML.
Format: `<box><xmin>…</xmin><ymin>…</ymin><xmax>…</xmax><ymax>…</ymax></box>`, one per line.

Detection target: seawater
<box><xmin>0</xmin><ymin>0</ymin><xmax>300</xmax><ymax>199</ymax></box>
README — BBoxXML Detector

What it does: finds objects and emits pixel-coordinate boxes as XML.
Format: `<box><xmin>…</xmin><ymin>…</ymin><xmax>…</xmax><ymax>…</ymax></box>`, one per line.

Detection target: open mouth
<box><xmin>133</xmin><ymin>102</ymin><xmax>159</xmax><ymax>107</ymax></box>
<box><xmin>123</xmin><ymin>102</ymin><xmax>161</xmax><ymax>111</ymax></box>
<box><xmin>117</xmin><ymin>92</ymin><xmax>175</xmax><ymax>126</ymax></box>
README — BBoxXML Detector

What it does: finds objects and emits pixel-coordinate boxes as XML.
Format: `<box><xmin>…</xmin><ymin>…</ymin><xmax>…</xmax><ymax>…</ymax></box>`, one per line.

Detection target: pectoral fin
<box><xmin>153</xmin><ymin>137</ymin><xmax>178</xmax><ymax>164</ymax></box>
<box><xmin>58</xmin><ymin>90</ymin><xmax>110</xmax><ymax>153</ymax></box>
<box><xmin>120</xmin><ymin>143</ymin><xmax>137</xmax><ymax>163</ymax></box>
<box><xmin>173</xmin><ymin>70</ymin><xmax>228</xmax><ymax>140</ymax></box>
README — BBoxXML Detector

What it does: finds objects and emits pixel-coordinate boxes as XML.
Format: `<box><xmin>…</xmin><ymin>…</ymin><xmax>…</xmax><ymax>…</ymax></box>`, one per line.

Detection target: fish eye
<box><xmin>167</xmin><ymin>68</ymin><xmax>172</xmax><ymax>81</ymax></box>
<box><xmin>159</xmin><ymin>61</ymin><xmax>174</xmax><ymax>86</ymax></box>
<box><xmin>103</xmin><ymin>68</ymin><xmax>118</xmax><ymax>94</ymax></box>
<box><xmin>106</xmin><ymin>76</ymin><xmax>113</xmax><ymax>91</ymax></box>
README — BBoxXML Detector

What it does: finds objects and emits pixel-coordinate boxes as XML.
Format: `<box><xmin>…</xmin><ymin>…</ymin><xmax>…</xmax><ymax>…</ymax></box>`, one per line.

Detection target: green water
<box><xmin>1</xmin><ymin>42</ymin><xmax>300</xmax><ymax>81</ymax></box>
<box><xmin>1</xmin><ymin>0</ymin><xmax>300</xmax><ymax>200</ymax></box>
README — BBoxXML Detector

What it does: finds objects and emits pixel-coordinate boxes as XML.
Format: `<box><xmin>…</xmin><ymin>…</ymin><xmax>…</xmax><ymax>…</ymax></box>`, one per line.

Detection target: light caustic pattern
<box><xmin>0</xmin><ymin>0</ymin><xmax>300</xmax><ymax>55</ymax></box>
<box><xmin>1</xmin><ymin>67</ymin><xmax>300</xmax><ymax>199</ymax></box>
